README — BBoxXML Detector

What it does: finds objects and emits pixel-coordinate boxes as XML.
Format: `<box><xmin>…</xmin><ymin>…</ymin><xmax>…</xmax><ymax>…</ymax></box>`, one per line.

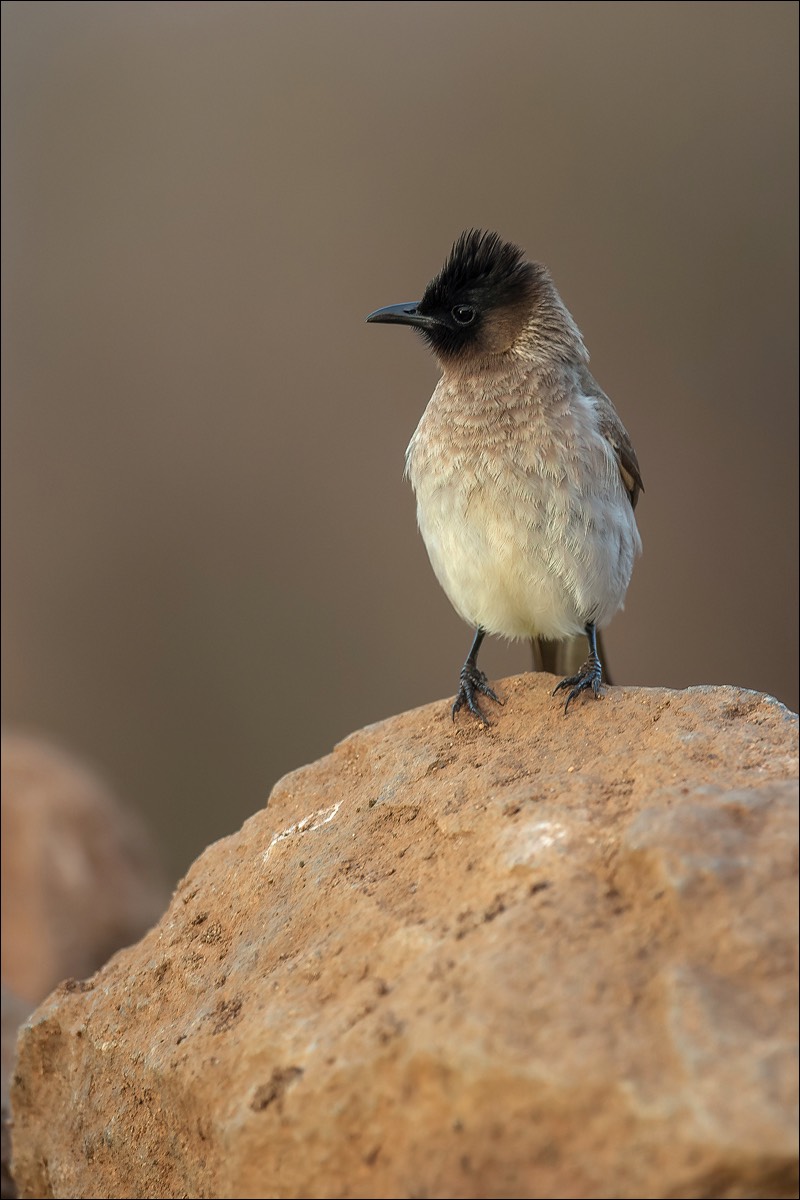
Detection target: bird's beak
<box><xmin>365</xmin><ymin>302</ymin><xmax>440</xmax><ymax>331</ymax></box>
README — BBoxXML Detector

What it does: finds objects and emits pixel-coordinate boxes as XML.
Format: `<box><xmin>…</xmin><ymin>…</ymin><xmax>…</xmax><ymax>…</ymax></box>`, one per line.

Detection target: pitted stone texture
<box><xmin>10</xmin><ymin>680</ymin><xmax>799</xmax><ymax>1200</ymax></box>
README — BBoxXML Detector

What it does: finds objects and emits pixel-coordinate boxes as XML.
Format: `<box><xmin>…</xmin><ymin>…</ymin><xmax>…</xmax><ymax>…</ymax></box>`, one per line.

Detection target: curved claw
<box><xmin>452</xmin><ymin>665</ymin><xmax>503</xmax><ymax>725</ymax></box>
<box><xmin>553</xmin><ymin>660</ymin><xmax>603</xmax><ymax>714</ymax></box>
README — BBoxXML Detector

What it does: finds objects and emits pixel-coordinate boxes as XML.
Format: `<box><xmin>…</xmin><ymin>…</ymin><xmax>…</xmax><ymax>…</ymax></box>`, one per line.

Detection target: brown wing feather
<box><xmin>530</xmin><ymin>370</ymin><xmax>641</xmax><ymax>682</ymax></box>
<box><xmin>579</xmin><ymin>366</ymin><xmax>644</xmax><ymax>509</ymax></box>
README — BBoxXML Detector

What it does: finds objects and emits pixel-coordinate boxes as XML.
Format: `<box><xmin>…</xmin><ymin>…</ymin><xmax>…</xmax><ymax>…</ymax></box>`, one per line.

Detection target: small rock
<box><xmin>1</xmin><ymin>733</ymin><xmax>169</xmax><ymax>1004</ymax></box>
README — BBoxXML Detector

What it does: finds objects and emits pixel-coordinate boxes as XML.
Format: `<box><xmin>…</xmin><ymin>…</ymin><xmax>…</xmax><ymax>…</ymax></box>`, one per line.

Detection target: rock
<box><xmin>1</xmin><ymin>733</ymin><xmax>169</xmax><ymax>1005</ymax></box>
<box><xmin>2</xmin><ymin>734</ymin><xmax>170</xmax><ymax>1198</ymax></box>
<box><xmin>2</xmin><ymin>990</ymin><xmax>31</xmax><ymax>1200</ymax></box>
<box><xmin>10</xmin><ymin>680</ymin><xmax>800</xmax><ymax>1200</ymax></box>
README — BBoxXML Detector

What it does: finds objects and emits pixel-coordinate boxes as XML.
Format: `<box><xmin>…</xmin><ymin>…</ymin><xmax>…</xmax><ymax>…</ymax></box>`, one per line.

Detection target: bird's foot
<box><xmin>452</xmin><ymin>663</ymin><xmax>503</xmax><ymax>725</ymax></box>
<box><xmin>552</xmin><ymin>658</ymin><xmax>603</xmax><ymax>714</ymax></box>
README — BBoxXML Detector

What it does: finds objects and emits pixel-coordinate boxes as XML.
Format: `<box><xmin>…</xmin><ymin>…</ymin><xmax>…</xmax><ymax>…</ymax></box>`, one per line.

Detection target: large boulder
<box><xmin>10</xmin><ymin>679</ymin><xmax>799</xmax><ymax>1199</ymax></box>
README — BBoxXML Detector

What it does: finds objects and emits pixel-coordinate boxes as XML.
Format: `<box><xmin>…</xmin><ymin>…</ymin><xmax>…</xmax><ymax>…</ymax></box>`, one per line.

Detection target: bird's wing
<box><xmin>596</xmin><ymin>397</ymin><xmax>644</xmax><ymax>509</ymax></box>
<box><xmin>580</xmin><ymin>370</ymin><xmax>644</xmax><ymax>510</ymax></box>
<box><xmin>530</xmin><ymin>372</ymin><xmax>640</xmax><ymax>682</ymax></box>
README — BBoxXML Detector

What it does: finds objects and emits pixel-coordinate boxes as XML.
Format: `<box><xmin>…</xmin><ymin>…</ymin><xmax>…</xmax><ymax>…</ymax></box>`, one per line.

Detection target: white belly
<box><xmin>408</xmin><ymin>426</ymin><xmax>641</xmax><ymax>641</ymax></box>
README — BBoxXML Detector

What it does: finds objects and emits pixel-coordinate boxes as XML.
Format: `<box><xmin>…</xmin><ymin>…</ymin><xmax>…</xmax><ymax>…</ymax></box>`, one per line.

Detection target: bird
<box><xmin>366</xmin><ymin>229</ymin><xmax>643</xmax><ymax>722</ymax></box>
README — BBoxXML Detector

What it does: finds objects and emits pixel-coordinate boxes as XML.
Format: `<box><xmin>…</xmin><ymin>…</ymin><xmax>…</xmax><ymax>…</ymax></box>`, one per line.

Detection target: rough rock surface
<box><xmin>1</xmin><ymin>733</ymin><xmax>169</xmax><ymax>1005</ymax></box>
<box><xmin>2</xmin><ymin>990</ymin><xmax>31</xmax><ymax>1200</ymax></box>
<box><xmin>11</xmin><ymin>679</ymin><xmax>800</xmax><ymax>1200</ymax></box>
<box><xmin>2</xmin><ymin>733</ymin><xmax>170</xmax><ymax>1198</ymax></box>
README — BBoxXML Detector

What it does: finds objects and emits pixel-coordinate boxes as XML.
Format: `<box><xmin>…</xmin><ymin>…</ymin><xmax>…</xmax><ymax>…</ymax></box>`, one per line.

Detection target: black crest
<box><xmin>419</xmin><ymin>230</ymin><xmax>533</xmax><ymax>314</ymax></box>
<box><xmin>366</xmin><ymin>230</ymin><xmax>550</xmax><ymax>360</ymax></box>
<box><xmin>412</xmin><ymin>230</ymin><xmax>541</xmax><ymax>359</ymax></box>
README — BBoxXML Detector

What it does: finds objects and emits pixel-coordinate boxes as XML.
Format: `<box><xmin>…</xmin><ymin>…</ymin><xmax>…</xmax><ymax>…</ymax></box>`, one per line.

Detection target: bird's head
<box><xmin>366</xmin><ymin>229</ymin><xmax>560</xmax><ymax>365</ymax></box>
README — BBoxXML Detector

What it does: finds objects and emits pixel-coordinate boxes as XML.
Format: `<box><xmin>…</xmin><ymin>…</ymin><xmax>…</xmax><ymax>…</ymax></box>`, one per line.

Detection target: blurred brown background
<box><xmin>2</xmin><ymin>1</ymin><xmax>797</xmax><ymax>882</ymax></box>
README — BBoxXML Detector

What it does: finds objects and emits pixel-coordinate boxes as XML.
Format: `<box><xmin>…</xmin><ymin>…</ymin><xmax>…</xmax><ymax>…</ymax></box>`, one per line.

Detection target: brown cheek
<box><xmin>480</xmin><ymin>304</ymin><xmax>528</xmax><ymax>354</ymax></box>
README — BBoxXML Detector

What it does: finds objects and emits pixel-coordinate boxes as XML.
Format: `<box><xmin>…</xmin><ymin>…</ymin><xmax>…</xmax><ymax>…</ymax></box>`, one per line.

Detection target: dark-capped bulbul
<box><xmin>366</xmin><ymin>230</ymin><xmax>643</xmax><ymax>722</ymax></box>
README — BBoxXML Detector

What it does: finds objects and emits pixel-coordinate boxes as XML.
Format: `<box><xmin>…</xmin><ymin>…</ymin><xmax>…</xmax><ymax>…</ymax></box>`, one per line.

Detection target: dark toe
<box><xmin>452</xmin><ymin>666</ymin><xmax>502</xmax><ymax>724</ymax></box>
<box><xmin>555</xmin><ymin>660</ymin><xmax>603</xmax><ymax>713</ymax></box>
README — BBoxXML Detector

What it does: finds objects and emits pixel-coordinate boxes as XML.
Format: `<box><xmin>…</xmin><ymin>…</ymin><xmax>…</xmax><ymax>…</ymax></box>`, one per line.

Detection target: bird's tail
<box><xmin>531</xmin><ymin>631</ymin><xmax>613</xmax><ymax>686</ymax></box>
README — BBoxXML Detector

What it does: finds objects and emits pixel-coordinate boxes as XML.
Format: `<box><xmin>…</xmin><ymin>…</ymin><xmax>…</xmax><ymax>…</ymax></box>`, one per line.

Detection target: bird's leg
<box><xmin>552</xmin><ymin>622</ymin><xmax>604</xmax><ymax>714</ymax></box>
<box><xmin>452</xmin><ymin>627</ymin><xmax>503</xmax><ymax>724</ymax></box>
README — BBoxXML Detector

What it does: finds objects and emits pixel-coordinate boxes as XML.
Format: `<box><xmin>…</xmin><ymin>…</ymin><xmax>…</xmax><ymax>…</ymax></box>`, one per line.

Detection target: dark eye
<box><xmin>451</xmin><ymin>305</ymin><xmax>476</xmax><ymax>326</ymax></box>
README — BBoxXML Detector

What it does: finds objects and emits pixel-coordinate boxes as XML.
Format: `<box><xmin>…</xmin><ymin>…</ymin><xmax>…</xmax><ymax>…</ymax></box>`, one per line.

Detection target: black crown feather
<box><xmin>419</xmin><ymin>229</ymin><xmax>534</xmax><ymax>314</ymax></box>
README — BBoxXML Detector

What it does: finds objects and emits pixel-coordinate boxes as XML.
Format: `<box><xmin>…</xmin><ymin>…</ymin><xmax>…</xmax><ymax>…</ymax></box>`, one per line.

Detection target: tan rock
<box><xmin>10</xmin><ymin>680</ymin><xmax>800</xmax><ymax>1200</ymax></box>
<box><xmin>2</xmin><ymin>733</ymin><xmax>170</xmax><ymax>1196</ymax></box>
<box><xmin>1</xmin><ymin>733</ymin><xmax>169</xmax><ymax>1004</ymax></box>
<box><xmin>2</xmin><ymin>989</ymin><xmax>31</xmax><ymax>1200</ymax></box>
